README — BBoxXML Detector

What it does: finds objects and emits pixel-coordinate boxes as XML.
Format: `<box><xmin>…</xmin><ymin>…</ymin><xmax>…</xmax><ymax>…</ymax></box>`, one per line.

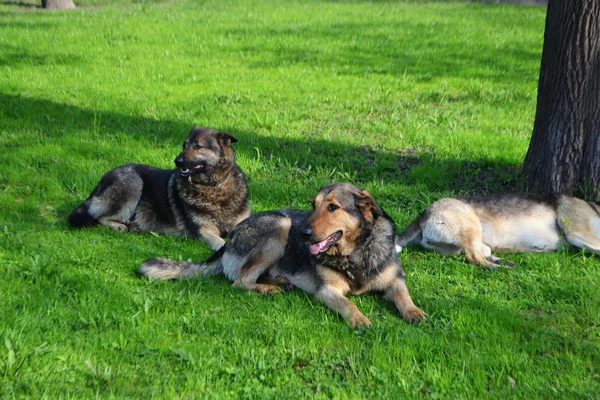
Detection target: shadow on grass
<box><xmin>0</xmin><ymin>1</ymin><xmax>41</xmax><ymax>8</ymax></box>
<box><xmin>224</xmin><ymin>19</ymin><xmax>541</xmax><ymax>83</ymax></box>
<box><xmin>1</xmin><ymin>92</ymin><xmax>521</xmax><ymax>205</ymax></box>
<box><xmin>0</xmin><ymin>92</ymin><xmax>188</xmax><ymax>140</ymax></box>
<box><xmin>0</xmin><ymin>44</ymin><xmax>83</xmax><ymax>68</ymax></box>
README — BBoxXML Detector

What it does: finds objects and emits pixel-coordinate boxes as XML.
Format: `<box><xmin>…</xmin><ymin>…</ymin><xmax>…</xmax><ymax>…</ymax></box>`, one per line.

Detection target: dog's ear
<box><xmin>355</xmin><ymin>189</ymin><xmax>383</xmax><ymax>221</ymax></box>
<box><xmin>216</xmin><ymin>131</ymin><xmax>238</xmax><ymax>147</ymax></box>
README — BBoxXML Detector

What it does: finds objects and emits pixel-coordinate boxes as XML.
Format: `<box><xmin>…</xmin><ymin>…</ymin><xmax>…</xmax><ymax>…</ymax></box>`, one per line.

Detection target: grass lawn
<box><xmin>1</xmin><ymin>0</ymin><xmax>598</xmax><ymax>397</ymax></box>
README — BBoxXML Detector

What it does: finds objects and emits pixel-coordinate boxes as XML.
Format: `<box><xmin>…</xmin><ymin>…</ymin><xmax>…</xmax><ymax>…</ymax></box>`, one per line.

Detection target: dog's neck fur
<box><xmin>178</xmin><ymin>165</ymin><xmax>234</xmax><ymax>188</ymax></box>
<box><xmin>192</xmin><ymin>170</ymin><xmax>231</xmax><ymax>187</ymax></box>
<box><xmin>317</xmin><ymin>215</ymin><xmax>397</xmax><ymax>286</ymax></box>
<box><xmin>174</xmin><ymin>168</ymin><xmax>237</xmax><ymax>212</ymax></box>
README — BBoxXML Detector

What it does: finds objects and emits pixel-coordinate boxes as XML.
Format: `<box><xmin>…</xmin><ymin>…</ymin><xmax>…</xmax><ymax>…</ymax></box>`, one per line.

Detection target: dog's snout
<box><xmin>174</xmin><ymin>155</ymin><xmax>184</xmax><ymax>167</ymax></box>
<box><xmin>301</xmin><ymin>228</ymin><xmax>313</xmax><ymax>241</ymax></box>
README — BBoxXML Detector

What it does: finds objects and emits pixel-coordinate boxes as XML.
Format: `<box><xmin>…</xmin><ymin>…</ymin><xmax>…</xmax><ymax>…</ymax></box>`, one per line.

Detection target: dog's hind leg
<box><xmin>97</xmin><ymin>217</ymin><xmax>129</xmax><ymax>231</ymax></box>
<box><xmin>86</xmin><ymin>170</ymin><xmax>143</xmax><ymax>231</ymax></box>
<box><xmin>232</xmin><ymin>251</ymin><xmax>284</xmax><ymax>294</ymax></box>
<box><xmin>481</xmin><ymin>244</ymin><xmax>515</xmax><ymax>268</ymax></box>
<box><xmin>463</xmin><ymin>236</ymin><xmax>501</xmax><ymax>269</ymax></box>
<box><xmin>230</xmin><ymin>216</ymin><xmax>291</xmax><ymax>294</ymax></box>
<box><xmin>426</xmin><ymin>201</ymin><xmax>504</xmax><ymax>269</ymax></box>
<box><xmin>418</xmin><ymin>199</ymin><xmax>486</xmax><ymax>265</ymax></box>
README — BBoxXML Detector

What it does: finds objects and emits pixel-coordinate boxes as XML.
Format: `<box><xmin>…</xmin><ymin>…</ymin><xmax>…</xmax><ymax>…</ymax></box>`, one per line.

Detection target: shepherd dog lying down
<box><xmin>140</xmin><ymin>182</ymin><xmax>426</xmax><ymax>328</ymax></box>
<box><xmin>396</xmin><ymin>193</ymin><xmax>600</xmax><ymax>269</ymax></box>
<box><xmin>68</xmin><ymin>126</ymin><xmax>251</xmax><ymax>250</ymax></box>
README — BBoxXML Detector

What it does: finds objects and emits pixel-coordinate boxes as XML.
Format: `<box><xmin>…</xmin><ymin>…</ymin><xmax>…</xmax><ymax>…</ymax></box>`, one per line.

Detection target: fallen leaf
<box><xmin>507</xmin><ymin>375</ymin><xmax>515</xmax><ymax>390</ymax></box>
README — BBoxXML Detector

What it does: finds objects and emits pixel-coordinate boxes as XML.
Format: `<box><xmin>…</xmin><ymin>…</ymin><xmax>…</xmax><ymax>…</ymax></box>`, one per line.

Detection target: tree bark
<box><xmin>522</xmin><ymin>0</ymin><xmax>600</xmax><ymax>200</ymax></box>
<box><xmin>42</xmin><ymin>0</ymin><xmax>75</xmax><ymax>9</ymax></box>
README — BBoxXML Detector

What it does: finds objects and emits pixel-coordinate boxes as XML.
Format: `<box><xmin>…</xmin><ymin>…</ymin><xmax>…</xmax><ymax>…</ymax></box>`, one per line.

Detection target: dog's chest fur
<box><xmin>323</xmin><ymin>216</ymin><xmax>398</xmax><ymax>291</ymax></box>
<box><xmin>318</xmin><ymin>250</ymin><xmax>392</xmax><ymax>292</ymax></box>
<box><xmin>178</xmin><ymin>169</ymin><xmax>248</xmax><ymax>214</ymax></box>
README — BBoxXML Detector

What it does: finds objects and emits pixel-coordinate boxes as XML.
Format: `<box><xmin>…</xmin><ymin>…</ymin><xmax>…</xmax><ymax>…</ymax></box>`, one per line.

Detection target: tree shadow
<box><xmin>223</xmin><ymin>19</ymin><xmax>541</xmax><ymax>83</ymax></box>
<box><xmin>0</xmin><ymin>44</ymin><xmax>82</xmax><ymax>67</ymax></box>
<box><xmin>1</xmin><ymin>91</ymin><xmax>522</xmax><ymax>221</ymax></box>
<box><xmin>0</xmin><ymin>92</ymin><xmax>188</xmax><ymax>141</ymax></box>
<box><xmin>0</xmin><ymin>1</ymin><xmax>41</xmax><ymax>8</ymax></box>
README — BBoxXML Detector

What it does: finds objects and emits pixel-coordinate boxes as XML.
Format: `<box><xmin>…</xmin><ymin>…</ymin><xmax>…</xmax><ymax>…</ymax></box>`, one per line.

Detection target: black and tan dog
<box><xmin>140</xmin><ymin>182</ymin><xmax>426</xmax><ymax>328</ymax></box>
<box><xmin>396</xmin><ymin>193</ymin><xmax>600</xmax><ymax>268</ymax></box>
<box><xmin>68</xmin><ymin>126</ymin><xmax>251</xmax><ymax>250</ymax></box>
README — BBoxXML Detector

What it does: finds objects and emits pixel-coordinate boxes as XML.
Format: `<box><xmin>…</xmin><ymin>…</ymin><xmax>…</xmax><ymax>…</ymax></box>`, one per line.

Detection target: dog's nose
<box><xmin>174</xmin><ymin>156</ymin><xmax>184</xmax><ymax>167</ymax></box>
<box><xmin>301</xmin><ymin>228</ymin><xmax>313</xmax><ymax>241</ymax></box>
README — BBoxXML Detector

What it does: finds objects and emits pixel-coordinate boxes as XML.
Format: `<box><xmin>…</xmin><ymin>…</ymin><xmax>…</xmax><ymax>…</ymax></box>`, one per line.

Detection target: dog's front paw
<box><xmin>256</xmin><ymin>284</ymin><xmax>283</xmax><ymax>295</ymax></box>
<box><xmin>403</xmin><ymin>307</ymin><xmax>427</xmax><ymax>323</ymax></box>
<box><xmin>348</xmin><ymin>313</ymin><xmax>372</xmax><ymax>329</ymax></box>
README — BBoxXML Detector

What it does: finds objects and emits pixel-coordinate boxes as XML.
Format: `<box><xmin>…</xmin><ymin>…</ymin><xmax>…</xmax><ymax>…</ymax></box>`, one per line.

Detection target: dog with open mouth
<box><xmin>139</xmin><ymin>182</ymin><xmax>426</xmax><ymax>328</ymax></box>
<box><xmin>68</xmin><ymin>126</ymin><xmax>250</xmax><ymax>250</ymax></box>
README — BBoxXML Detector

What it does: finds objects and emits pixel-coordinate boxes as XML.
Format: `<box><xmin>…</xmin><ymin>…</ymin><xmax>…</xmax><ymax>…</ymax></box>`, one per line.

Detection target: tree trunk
<box><xmin>522</xmin><ymin>0</ymin><xmax>600</xmax><ymax>200</ymax></box>
<box><xmin>42</xmin><ymin>0</ymin><xmax>76</xmax><ymax>9</ymax></box>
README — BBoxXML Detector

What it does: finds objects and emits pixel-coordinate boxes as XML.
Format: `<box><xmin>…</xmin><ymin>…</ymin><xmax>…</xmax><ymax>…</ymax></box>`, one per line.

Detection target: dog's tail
<box><xmin>395</xmin><ymin>215</ymin><xmax>423</xmax><ymax>252</ymax></box>
<box><xmin>68</xmin><ymin>203</ymin><xmax>96</xmax><ymax>228</ymax></box>
<box><xmin>139</xmin><ymin>247</ymin><xmax>225</xmax><ymax>280</ymax></box>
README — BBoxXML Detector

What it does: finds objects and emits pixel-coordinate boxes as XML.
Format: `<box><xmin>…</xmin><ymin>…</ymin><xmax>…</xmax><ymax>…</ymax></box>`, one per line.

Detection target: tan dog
<box><xmin>396</xmin><ymin>193</ymin><xmax>600</xmax><ymax>268</ymax></box>
<box><xmin>140</xmin><ymin>182</ymin><xmax>426</xmax><ymax>328</ymax></box>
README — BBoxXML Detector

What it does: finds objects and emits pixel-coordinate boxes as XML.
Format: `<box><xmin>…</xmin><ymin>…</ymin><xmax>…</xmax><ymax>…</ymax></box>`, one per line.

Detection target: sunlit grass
<box><xmin>1</xmin><ymin>0</ymin><xmax>598</xmax><ymax>398</ymax></box>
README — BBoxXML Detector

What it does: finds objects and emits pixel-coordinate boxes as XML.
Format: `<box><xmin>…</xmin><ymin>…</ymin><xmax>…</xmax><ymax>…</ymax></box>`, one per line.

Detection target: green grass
<box><xmin>1</xmin><ymin>0</ymin><xmax>598</xmax><ymax>397</ymax></box>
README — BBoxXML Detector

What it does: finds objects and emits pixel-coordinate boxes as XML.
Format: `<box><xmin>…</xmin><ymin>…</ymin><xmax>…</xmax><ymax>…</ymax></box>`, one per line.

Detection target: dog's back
<box><xmin>460</xmin><ymin>193</ymin><xmax>562</xmax><ymax>253</ymax></box>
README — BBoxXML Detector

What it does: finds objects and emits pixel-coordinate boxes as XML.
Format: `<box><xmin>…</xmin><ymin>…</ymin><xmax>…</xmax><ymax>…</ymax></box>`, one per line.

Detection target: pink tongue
<box><xmin>309</xmin><ymin>239</ymin><xmax>329</xmax><ymax>255</ymax></box>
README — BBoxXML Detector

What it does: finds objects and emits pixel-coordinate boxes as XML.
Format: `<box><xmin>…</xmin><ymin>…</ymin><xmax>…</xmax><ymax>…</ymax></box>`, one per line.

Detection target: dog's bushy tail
<box><xmin>395</xmin><ymin>215</ymin><xmax>423</xmax><ymax>252</ymax></box>
<box><xmin>68</xmin><ymin>204</ymin><xmax>96</xmax><ymax>228</ymax></box>
<box><xmin>139</xmin><ymin>247</ymin><xmax>224</xmax><ymax>280</ymax></box>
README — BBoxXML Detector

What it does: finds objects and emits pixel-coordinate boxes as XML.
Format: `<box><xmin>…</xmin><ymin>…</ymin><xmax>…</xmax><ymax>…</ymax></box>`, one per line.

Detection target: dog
<box><xmin>139</xmin><ymin>182</ymin><xmax>426</xmax><ymax>328</ymax></box>
<box><xmin>396</xmin><ymin>193</ymin><xmax>600</xmax><ymax>268</ymax></box>
<box><xmin>68</xmin><ymin>126</ymin><xmax>251</xmax><ymax>250</ymax></box>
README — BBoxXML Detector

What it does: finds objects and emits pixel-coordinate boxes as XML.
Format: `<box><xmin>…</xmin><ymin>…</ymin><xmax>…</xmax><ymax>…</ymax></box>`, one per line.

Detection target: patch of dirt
<box><xmin>451</xmin><ymin>160</ymin><xmax>521</xmax><ymax>195</ymax></box>
<box><xmin>395</xmin><ymin>146</ymin><xmax>422</xmax><ymax>174</ymax></box>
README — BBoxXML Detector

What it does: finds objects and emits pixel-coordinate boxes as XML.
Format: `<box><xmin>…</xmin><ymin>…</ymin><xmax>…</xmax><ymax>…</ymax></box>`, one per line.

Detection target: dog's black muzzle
<box><xmin>174</xmin><ymin>154</ymin><xmax>208</xmax><ymax>177</ymax></box>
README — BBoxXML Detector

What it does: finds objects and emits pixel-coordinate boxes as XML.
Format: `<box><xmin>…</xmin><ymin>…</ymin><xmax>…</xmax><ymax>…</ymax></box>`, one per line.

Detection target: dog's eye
<box><xmin>193</xmin><ymin>144</ymin><xmax>201</xmax><ymax>150</ymax></box>
<box><xmin>327</xmin><ymin>203</ymin><xmax>339</xmax><ymax>212</ymax></box>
